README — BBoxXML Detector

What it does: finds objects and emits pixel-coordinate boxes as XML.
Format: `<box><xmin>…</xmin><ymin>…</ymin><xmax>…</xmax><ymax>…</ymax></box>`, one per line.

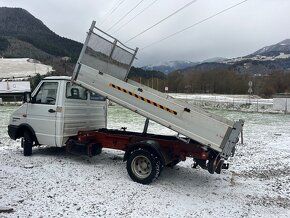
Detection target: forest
<box><xmin>130</xmin><ymin>69</ymin><xmax>290</xmax><ymax>97</ymax></box>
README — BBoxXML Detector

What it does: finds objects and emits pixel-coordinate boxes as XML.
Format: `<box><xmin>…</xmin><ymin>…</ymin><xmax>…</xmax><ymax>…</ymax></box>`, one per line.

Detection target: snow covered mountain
<box><xmin>221</xmin><ymin>39</ymin><xmax>290</xmax><ymax>74</ymax></box>
<box><xmin>143</xmin><ymin>39</ymin><xmax>290</xmax><ymax>75</ymax></box>
<box><xmin>250</xmin><ymin>39</ymin><xmax>290</xmax><ymax>57</ymax></box>
<box><xmin>142</xmin><ymin>60</ymin><xmax>199</xmax><ymax>74</ymax></box>
<box><xmin>202</xmin><ymin>57</ymin><xmax>228</xmax><ymax>63</ymax></box>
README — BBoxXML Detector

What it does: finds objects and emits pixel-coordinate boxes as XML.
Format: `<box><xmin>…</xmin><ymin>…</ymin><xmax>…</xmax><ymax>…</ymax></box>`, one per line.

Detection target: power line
<box><xmin>125</xmin><ymin>0</ymin><xmax>198</xmax><ymax>43</ymax></box>
<box><xmin>141</xmin><ymin>0</ymin><xmax>249</xmax><ymax>50</ymax></box>
<box><xmin>99</xmin><ymin>0</ymin><xmax>127</xmax><ymax>27</ymax></box>
<box><xmin>113</xmin><ymin>0</ymin><xmax>159</xmax><ymax>34</ymax></box>
<box><xmin>107</xmin><ymin>0</ymin><xmax>145</xmax><ymax>32</ymax></box>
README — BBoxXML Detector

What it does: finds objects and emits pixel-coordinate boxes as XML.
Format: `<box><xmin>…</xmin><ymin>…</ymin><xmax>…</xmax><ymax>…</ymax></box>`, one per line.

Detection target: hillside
<box><xmin>0</xmin><ymin>7</ymin><xmax>82</xmax><ymax>62</ymax></box>
<box><xmin>0</xmin><ymin>7</ymin><xmax>165</xmax><ymax>79</ymax></box>
<box><xmin>142</xmin><ymin>60</ymin><xmax>199</xmax><ymax>74</ymax></box>
<box><xmin>250</xmin><ymin>39</ymin><xmax>290</xmax><ymax>57</ymax></box>
<box><xmin>175</xmin><ymin>39</ymin><xmax>290</xmax><ymax>75</ymax></box>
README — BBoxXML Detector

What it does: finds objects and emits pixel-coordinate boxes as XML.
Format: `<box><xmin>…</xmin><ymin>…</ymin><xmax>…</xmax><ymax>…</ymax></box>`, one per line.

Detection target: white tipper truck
<box><xmin>8</xmin><ymin>21</ymin><xmax>243</xmax><ymax>184</ymax></box>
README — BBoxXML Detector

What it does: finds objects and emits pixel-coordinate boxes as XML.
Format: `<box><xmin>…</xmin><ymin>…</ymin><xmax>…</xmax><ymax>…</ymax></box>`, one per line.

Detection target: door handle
<box><xmin>48</xmin><ymin>109</ymin><xmax>56</xmax><ymax>113</ymax></box>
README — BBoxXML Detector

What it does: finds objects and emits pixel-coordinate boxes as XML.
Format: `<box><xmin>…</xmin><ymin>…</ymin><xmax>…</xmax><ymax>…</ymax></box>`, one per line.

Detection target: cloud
<box><xmin>1</xmin><ymin>0</ymin><xmax>290</xmax><ymax>66</ymax></box>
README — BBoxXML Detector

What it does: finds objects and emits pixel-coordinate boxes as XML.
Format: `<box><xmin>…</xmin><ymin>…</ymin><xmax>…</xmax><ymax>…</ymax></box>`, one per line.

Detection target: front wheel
<box><xmin>23</xmin><ymin>131</ymin><xmax>33</xmax><ymax>156</ymax></box>
<box><xmin>126</xmin><ymin>149</ymin><xmax>160</xmax><ymax>184</ymax></box>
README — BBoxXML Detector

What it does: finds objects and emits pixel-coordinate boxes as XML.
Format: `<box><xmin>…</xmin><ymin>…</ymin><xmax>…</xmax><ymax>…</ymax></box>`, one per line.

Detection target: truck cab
<box><xmin>8</xmin><ymin>76</ymin><xmax>107</xmax><ymax>156</ymax></box>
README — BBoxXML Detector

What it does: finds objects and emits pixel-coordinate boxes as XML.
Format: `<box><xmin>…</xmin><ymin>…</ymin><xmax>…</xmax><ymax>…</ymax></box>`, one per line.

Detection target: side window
<box><xmin>34</xmin><ymin>82</ymin><xmax>58</xmax><ymax>105</ymax></box>
<box><xmin>66</xmin><ymin>83</ymin><xmax>87</xmax><ymax>100</ymax></box>
<box><xmin>90</xmin><ymin>91</ymin><xmax>106</xmax><ymax>101</ymax></box>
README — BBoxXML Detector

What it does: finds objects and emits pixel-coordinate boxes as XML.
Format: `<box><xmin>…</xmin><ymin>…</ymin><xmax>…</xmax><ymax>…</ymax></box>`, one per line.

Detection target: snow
<box><xmin>1</xmin><ymin>99</ymin><xmax>290</xmax><ymax>217</ymax></box>
<box><xmin>147</xmin><ymin>60</ymin><xmax>192</xmax><ymax>68</ymax></box>
<box><xmin>223</xmin><ymin>52</ymin><xmax>290</xmax><ymax>64</ymax></box>
<box><xmin>0</xmin><ymin>58</ymin><xmax>53</xmax><ymax>79</ymax></box>
<box><xmin>169</xmin><ymin>94</ymin><xmax>276</xmax><ymax>113</ymax></box>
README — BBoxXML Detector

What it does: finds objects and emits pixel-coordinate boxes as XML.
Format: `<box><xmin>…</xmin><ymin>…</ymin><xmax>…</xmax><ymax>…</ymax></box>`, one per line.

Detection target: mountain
<box><xmin>177</xmin><ymin>39</ymin><xmax>290</xmax><ymax>75</ymax></box>
<box><xmin>143</xmin><ymin>39</ymin><xmax>290</xmax><ymax>75</ymax></box>
<box><xmin>202</xmin><ymin>57</ymin><xmax>228</xmax><ymax>63</ymax></box>
<box><xmin>250</xmin><ymin>39</ymin><xmax>290</xmax><ymax>57</ymax></box>
<box><xmin>0</xmin><ymin>7</ymin><xmax>82</xmax><ymax>62</ymax></box>
<box><xmin>0</xmin><ymin>7</ymin><xmax>165</xmax><ymax>78</ymax></box>
<box><xmin>142</xmin><ymin>60</ymin><xmax>199</xmax><ymax>74</ymax></box>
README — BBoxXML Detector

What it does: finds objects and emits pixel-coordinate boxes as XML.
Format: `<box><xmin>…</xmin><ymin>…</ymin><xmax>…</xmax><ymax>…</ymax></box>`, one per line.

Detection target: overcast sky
<box><xmin>1</xmin><ymin>0</ymin><xmax>290</xmax><ymax>66</ymax></box>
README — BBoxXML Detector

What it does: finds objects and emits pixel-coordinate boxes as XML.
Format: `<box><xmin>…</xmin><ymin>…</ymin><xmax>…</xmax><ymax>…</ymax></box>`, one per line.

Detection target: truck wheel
<box><xmin>23</xmin><ymin>131</ymin><xmax>33</xmax><ymax>156</ymax></box>
<box><xmin>126</xmin><ymin>149</ymin><xmax>160</xmax><ymax>184</ymax></box>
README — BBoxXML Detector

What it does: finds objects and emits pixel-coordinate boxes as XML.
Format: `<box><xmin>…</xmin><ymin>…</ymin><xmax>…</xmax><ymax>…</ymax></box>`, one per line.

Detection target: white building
<box><xmin>273</xmin><ymin>93</ymin><xmax>290</xmax><ymax>113</ymax></box>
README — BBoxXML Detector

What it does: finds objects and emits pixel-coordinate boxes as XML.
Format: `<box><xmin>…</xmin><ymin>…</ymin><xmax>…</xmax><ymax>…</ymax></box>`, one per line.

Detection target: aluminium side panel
<box><xmin>73</xmin><ymin>65</ymin><xmax>233</xmax><ymax>152</ymax></box>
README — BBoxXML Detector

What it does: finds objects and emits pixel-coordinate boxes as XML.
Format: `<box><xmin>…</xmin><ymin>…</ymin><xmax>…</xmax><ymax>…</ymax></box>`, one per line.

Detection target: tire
<box><xmin>20</xmin><ymin>138</ymin><xmax>24</xmax><ymax>148</ymax></box>
<box><xmin>23</xmin><ymin>131</ymin><xmax>33</xmax><ymax>156</ymax></box>
<box><xmin>126</xmin><ymin>148</ymin><xmax>160</xmax><ymax>184</ymax></box>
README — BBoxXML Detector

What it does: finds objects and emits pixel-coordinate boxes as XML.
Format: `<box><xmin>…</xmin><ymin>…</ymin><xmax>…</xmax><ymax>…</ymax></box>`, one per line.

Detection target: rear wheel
<box><xmin>126</xmin><ymin>149</ymin><xmax>160</xmax><ymax>184</ymax></box>
<box><xmin>23</xmin><ymin>131</ymin><xmax>33</xmax><ymax>156</ymax></box>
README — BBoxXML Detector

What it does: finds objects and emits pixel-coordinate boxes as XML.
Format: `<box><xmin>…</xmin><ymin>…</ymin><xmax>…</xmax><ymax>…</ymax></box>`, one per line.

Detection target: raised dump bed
<box><xmin>72</xmin><ymin>21</ymin><xmax>243</xmax><ymax>159</ymax></box>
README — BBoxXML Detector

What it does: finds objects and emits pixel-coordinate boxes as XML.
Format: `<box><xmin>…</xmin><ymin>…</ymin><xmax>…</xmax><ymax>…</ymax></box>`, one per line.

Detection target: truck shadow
<box><xmin>31</xmin><ymin>147</ymin><xmax>226</xmax><ymax>187</ymax></box>
<box><xmin>32</xmin><ymin>146</ymin><xmax>65</xmax><ymax>155</ymax></box>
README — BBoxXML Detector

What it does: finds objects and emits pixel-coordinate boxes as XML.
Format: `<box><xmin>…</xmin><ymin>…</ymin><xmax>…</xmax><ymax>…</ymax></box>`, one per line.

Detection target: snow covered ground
<box><xmin>0</xmin><ymin>58</ymin><xmax>53</xmax><ymax>79</ymax></box>
<box><xmin>1</xmin><ymin>104</ymin><xmax>290</xmax><ymax>217</ymax></box>
<box><xmin>170</xmin><ymin>93</ymin><xmax>275</xmax><ymax>113</ymax></box>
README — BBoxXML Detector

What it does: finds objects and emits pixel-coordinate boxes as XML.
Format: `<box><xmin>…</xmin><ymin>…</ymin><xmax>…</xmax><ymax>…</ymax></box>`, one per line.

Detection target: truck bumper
<box><xmin>8</xmin><ymin>125</ymin><xmax>18</xmax><ymax>140</ymax></box>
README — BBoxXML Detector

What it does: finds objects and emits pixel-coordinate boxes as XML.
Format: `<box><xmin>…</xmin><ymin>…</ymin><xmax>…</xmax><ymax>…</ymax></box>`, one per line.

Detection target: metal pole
<box><xmin>143</xmin><ymin>118</ymin><xmax>150</xmax><ymax>134</ymax></box>
<box><xmin>285</xmin><ymin>97</ymin><xmax>288</xmax><ymax>114</ymax></box>
<box><xmin>157</xmin><ymin>78</ymin><xmax>159</xmax><ymax>91</ymax></box>
<box><xmin>241</xmin><ymin>128</ymin><xmax>244</xmax><ymax>145</ymax></box>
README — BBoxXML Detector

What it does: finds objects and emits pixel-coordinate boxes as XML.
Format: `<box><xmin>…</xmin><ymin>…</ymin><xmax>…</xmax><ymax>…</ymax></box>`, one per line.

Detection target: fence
<box><xmin>170</xmin><ymin>94</ymin><xmax>274</xmax><ymax>113</ymax></box>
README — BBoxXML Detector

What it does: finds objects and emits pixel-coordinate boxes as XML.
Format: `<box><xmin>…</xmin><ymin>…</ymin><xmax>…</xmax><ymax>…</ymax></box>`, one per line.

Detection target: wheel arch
<box><xmin>17</xmin><ymin>124</ymin><xmax>39</xmax><ymax>145</ymax></box>
<box><xmin>124</xmin><ymin>140</ymin><xmax>166</xmax><ymax>166</ymax></box>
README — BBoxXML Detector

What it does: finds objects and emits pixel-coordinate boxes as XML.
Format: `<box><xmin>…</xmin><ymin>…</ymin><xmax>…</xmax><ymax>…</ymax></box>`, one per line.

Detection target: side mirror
<box><xmin>23</xmin><ymin>92</ymin><xmax>32</xmax><ymax>103</ymax></box>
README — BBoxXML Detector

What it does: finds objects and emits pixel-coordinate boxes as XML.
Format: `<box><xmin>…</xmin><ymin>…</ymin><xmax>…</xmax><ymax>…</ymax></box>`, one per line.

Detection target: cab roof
<box><xmin>44</xmin><ymin>76</ymin><xmax>71</xmax><ymax>81</ymax></box>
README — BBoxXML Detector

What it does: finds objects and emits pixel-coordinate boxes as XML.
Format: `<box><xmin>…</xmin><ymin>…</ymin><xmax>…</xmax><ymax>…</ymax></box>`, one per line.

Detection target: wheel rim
<box><xmin>131</xmin><ymin>155</ymin><xmax>152</xmax><ymax>179</ymax></box>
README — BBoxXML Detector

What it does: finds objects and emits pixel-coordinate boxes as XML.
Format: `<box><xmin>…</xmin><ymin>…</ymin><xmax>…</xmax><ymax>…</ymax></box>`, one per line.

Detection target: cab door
<box><xmin>26</xmin><ymin>81</ymin><xmax>59</xmax><ymax>146</ymax></box>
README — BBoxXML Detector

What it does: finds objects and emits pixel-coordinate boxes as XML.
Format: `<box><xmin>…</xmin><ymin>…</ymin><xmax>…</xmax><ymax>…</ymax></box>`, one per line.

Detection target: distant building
<box><xmin>273</xmin><ymin>93</ymin><xmax>290</xmax><ymax>113</ymax></box>
<box><xmin>0</xmin><ymin>81</ymin><xmax>31</xmax><ymax>94</ymax></box>
<box><xmin>61</xmin><ymin>56</ymin><xmax>71</xmax><ymax>62</ymax></box>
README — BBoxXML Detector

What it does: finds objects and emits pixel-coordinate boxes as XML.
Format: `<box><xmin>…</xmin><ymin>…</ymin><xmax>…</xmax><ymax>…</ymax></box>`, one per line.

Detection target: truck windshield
<box><xmin>35</xmin><ymin>82</ymin><xmax>58</xmax><ymax>105</ymax></box>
